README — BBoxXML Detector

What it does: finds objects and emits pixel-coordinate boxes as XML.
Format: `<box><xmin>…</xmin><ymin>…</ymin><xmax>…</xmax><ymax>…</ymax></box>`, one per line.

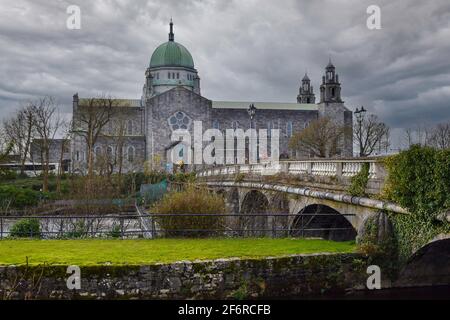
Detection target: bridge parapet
<box><xmin>196</xmin><ymin>158</ymin><xmax>386</xmax><ymax>195</ymax></box>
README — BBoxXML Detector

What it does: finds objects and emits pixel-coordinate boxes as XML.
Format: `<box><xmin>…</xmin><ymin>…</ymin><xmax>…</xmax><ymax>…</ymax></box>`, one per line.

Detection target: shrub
<box><xmin>69</xmin><ymin>175</ymin><xmax>120</xmax><ymax>201</ymax></box>
<box><xmin>169</xmin><ymin>172</ymin><xmax>196</xmax><ymax>183</ymax></box>
<box><xmin>107</xmin><ymin>224</ymin><xmax>122</xmax><ymax>238</ymax></box>
<box><xmin>9</xmin><ymin>218</ymin><xmax>41</xmax><ymax>238</ymax></box>
<box><xmin>382</xmin><ymin>145</ymin><xmax>450</xmax><ymax>262</ymax></box>
<box><xmin>65</xmin><ymin>220</ymin><xmax>88</xmax><ymax>238</ymax></box>
<box><xmin>151</xmin><ymin>186</ymin><xmax>225</xmax><ymax>237</ymax></box>
<box><xmin>0</xmin><ymin>169</ymin><xmax>17</xmax><ymax>181</ymax></box>
<box><xmin>0</xmin><ymin>185</ymin><xmax>44</xmax><ymax>209</ymax></box>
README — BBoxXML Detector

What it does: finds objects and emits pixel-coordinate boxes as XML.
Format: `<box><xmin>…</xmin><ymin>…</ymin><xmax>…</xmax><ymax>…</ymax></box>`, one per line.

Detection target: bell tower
<box><xmin>320</xmin><ymin>59</ymin><xmax>342</xmax><ymax>103</ymax></box>
<box><xmin>297</xmin><ymin>73</ymin><xmax>315</xmax><ymax>104</ymax></box>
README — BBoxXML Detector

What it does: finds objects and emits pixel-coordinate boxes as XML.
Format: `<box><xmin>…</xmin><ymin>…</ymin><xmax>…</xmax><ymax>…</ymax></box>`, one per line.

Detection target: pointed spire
<box><xmin>169</xmin><ymin>18</ymin><xmax>174</xmax><ymax>41</ymax></box>
<box><xmin>302</xmin><ymin>72</ymin><xmax>310</xmax><ymax>81</ymax></box>
<box><xmin>327</xmin><ymin>56</ymin><xmax>334</xmax><ymax>68</ymax></box>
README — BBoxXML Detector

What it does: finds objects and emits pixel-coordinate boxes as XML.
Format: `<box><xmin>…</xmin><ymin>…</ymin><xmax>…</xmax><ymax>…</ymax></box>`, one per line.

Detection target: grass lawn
<box><xmin>0</xmin><ymin>238</ymin><xmax>355</xmax><ymax>266</ymax></box>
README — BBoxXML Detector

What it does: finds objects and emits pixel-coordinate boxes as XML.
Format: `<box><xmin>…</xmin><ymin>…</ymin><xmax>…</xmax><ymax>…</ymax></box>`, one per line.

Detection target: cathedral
<box><xmin>70</xmin><ymin>21</ymin><xmax>353</xmax><ymax>173</ymax></box>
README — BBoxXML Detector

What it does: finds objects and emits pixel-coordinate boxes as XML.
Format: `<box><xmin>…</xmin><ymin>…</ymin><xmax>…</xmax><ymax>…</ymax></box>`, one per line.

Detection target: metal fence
<box><xmin>0</xmin><ymin>212</ymin><xmax>356</xmax><ymax>240</ymax></box>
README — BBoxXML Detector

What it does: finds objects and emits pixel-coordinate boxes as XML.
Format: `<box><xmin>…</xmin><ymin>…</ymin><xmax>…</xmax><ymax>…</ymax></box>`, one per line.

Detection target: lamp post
<box><xmin>354</xmin><ymin>106</ymin><xmax>367</xmax><ymax>157</ymax></box>
<box><xmin>354</xmin><ymin>106</ymin><xmax>366</xmax><ymax>122</ymax></box>
<box><xmin>247</xmin><ymin>104</ymin><xmax>257</xmax><ymax>164</ymax></box>
<box><xmin>247</xmin><ymin>103</ymin><xmax>256</xmax><ymax>121</ymax></box>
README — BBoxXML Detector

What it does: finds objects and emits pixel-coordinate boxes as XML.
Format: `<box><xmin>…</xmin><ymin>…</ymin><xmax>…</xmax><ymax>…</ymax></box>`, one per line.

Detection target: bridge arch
<box><xmin>225</xmin><ymin>188</ymin><xmax>240</xmax><ymax>214</ymax></box>
<box><xmin>291</xmin><ymin>204</ymin><xmax>357</xmax><ymax>241</ymax></box>
<box><xmin>240</xmin><ymin>190</ymin><xmax>270</xmax><ymax>236</ymax></box>
<box><xmin>396</xmin><ymin>236</ymin><xmax>450</xmax><ymax>287</ymax></box>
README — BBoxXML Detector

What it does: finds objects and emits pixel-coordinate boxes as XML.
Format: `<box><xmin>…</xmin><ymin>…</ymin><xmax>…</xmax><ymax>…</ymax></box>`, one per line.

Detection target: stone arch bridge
<box><xmin>192</xmin><ymin>158</ymin><xmax>449</xmax><ymax>286</ymax></box>
<box><xmin>195</xmin><ymin>159</ymin><xmax>408</xmax><ymax>241</ymax></box>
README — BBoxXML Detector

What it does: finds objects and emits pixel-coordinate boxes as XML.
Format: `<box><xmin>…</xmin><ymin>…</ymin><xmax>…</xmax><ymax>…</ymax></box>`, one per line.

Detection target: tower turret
<box><xmin>297</xmin><ymin>73</ymin><xmax>315</xmax><ymax>104</ymax></box>
<box><xmin>320</xmin><ymin>59</ymin><xmax>342</xmax><ymax>103</ymax></box>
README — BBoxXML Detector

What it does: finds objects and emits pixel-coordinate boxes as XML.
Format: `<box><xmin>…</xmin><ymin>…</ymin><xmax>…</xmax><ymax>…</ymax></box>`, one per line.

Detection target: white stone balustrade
<box><xmin>196</xmin><ymin>158</ymin><xmax>384</xmax><ymax>180</ymax></box>
<box><xmin>288</xmin><ymin>162</ymin><xmax>309</xmax><ymax>174</ymax></box>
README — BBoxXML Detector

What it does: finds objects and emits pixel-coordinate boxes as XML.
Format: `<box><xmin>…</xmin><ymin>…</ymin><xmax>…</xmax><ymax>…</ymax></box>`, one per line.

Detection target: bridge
<box><xmin>195</xmin><ymin>158</ymin><xmax>407</xmax><ymax>241</ymax></box>
<box><xmin>195</xmin><ymin>158</ymin><xmax>450</xmax><ymax>286</ymax></box>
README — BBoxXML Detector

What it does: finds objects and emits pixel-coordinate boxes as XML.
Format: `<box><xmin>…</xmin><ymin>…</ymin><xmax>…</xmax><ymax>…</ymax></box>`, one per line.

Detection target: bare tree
<box><xmin>111</xmin><ymin>116</ymin><xmax>127</xmax><ymax>181</ymax></box>
<box><xmin>403</xmin><ymin>128</ymin><xmax>414</xmax><ymax>149</ymax></box>
<box><xmin>0</xmin><ymin>125</ymin><xmax>13</xmax><ymax>163</ymax></box>
<box><xmin>354</xmin><ymin>113</ymin><xmax>390</xmax><ymax>157</ymax></box>
<box><xmin>31</xmin><ymin>97</ymin><xmax>62</xmax><ymax>192</ymax></box>
<box><xmin>72</xmin><ymin>95</ymin><xmax>118</xmax><ymax>179</ymax></box>
<box><xmin>289</xmin><ymin>117</ymin><xmax>346</xmax><ymax>158</ymax></box>
<box><xmin>402</xmin><ymin>124</ymin><xmax>434</xmax><ymax>149</ymax></box>
<box><xmin>428</xmin><ymin>122</ymin><xmax>450</xmax><ymax>149</ymax></box>
<box><xmin>56</xmin><ymin>120</ymin><xmax>71</xmax><ymax>193</ymax></box>
<box><xmin>3</xmin><ymin>104</ymin><xmax>36</xmax><ymax>174</ymax></box>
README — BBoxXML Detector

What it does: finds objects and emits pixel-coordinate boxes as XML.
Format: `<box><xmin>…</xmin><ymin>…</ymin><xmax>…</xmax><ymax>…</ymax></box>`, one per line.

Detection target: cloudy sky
<box><xmin>1</xmin><ymin>0</ymin><xmax>450</xmax><ymax>147</ymax></box>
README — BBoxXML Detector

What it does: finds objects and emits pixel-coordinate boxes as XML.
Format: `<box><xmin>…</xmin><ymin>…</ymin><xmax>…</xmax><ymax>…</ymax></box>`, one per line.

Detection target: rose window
<box><xmin>168</xmin><ymin>111</ymin><xmax>191</xmax><ymax>131</ymax></box>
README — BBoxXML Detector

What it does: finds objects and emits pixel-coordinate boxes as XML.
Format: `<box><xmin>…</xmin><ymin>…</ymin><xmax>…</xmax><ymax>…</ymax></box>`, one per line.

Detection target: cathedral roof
<box><xmin>212</xmin><ymin>101</ymin><xmax>318</xmax><ymax>111</ymax></box>
<box><xmin>149</xmin><ymin>21</ymin><xmax>195</xmax><ymax>69</ymax></box>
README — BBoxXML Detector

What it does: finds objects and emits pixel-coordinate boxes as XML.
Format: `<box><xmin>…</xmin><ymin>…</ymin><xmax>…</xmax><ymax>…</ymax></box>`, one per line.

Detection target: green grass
<box><xmin>0</xmin><ymin>238</ymin><xmax>355</xmax><ymax>266</ymax></box>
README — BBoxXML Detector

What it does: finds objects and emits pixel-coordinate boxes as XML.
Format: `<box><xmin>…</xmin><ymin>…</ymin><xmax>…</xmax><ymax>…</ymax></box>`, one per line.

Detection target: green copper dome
<box><xmin>149</xmin><ymin>41</ymin><xmax>194</xmax><ymax>69</ymax></box>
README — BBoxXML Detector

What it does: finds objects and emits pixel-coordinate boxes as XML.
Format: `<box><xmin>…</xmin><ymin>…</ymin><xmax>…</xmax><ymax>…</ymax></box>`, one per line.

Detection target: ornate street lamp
<box><xmin>246</xmin><ymin>103</ymin><xmax>257</xmax><ymax>163</ymax></box>
<box><xmin>354</xmin><ymin>106</ymin><xmax>367</xmax><ymax>122</ymax></box>
<box><xmin>355</xmin><ymin>106</ymin><xmax>367</xmax><ymax>157</ymax></box>
<box><xmin>247</xmin><ymin>103</ymin><xmax>256</xmax><ymax>120</ymax></box>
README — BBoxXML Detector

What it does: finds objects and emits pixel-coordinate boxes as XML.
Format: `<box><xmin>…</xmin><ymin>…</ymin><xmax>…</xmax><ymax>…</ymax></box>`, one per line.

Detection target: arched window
<box><xmin>107</xmin><ymin>146</ymin><xmax>114</xmax><ymax>159</ymax></box>
<box><xmin>213</xmin><ymin>120</ymin><xmax>220</xmax><ymax>130</ymax></box>
<box><xmin>76</xmin><ymin>151</ymin><xmax>85</xmax><ymax>161</ymax></box>
<box><xmin>286</xmin><ymin>121</ymin><xmax>293</xmax><ymax>137</ymax></box>
<box><xmin>177</xmin><ymin>73</ymin><xmax>179</xmax><ymax>79</ymax></box>
<box><xmin>127</xmin><ymin>146</ymin><xmax>135</xmax><ymax>163</ymax></box>
<box><xmin>232</xmin><ymin>121</ymin><xmax>239</xmax><ymax>130</ymax></box>
<box><xmin>331</xmin><ymin>87</ymin><xmax>335</xmax><ymax>97</ymax></box>
<box><xmin>327</xmin><ymin>71</ymin><xmax>333</xmax><ymax>80</ymax></box>
<box><xmin>156</xmin><ymin>73</ymin><xmax>159</xmax><ymax>79</ymax></box>
<box><xmin>168</xmin><ymin>72</ymin><xmax>171</xmax><ymax>79</ymax></box>
<box><xmin>94</xmin><ymin>146</ymin><xmax>102</xmax><ymax>159</ymax></box>
<box><xmin>127</xmin><ymin>120</ymin><xmax>133</xmax><ymax>135</ymax></box>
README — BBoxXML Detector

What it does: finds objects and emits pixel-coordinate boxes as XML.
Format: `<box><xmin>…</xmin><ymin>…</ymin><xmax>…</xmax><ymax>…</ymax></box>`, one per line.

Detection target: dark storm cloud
<box><xmin>0</xmin><ymin>0</ymin><xmax>450</xmax><ymax>138</ymax></box>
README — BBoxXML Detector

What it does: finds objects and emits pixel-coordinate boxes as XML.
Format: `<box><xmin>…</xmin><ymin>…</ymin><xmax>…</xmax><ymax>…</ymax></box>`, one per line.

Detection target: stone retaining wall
<box><xmin>0</xmin><ymin>253</ymin><xmax>368</xmax><ymax>300</ymax></box>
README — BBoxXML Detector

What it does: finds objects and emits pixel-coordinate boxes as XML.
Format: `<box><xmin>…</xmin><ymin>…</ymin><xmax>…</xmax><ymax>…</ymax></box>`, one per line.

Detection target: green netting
<box><xmin>139</xmin><ymin>179</ymin><xmax>168</xmax><ymax>204</ymax></box>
